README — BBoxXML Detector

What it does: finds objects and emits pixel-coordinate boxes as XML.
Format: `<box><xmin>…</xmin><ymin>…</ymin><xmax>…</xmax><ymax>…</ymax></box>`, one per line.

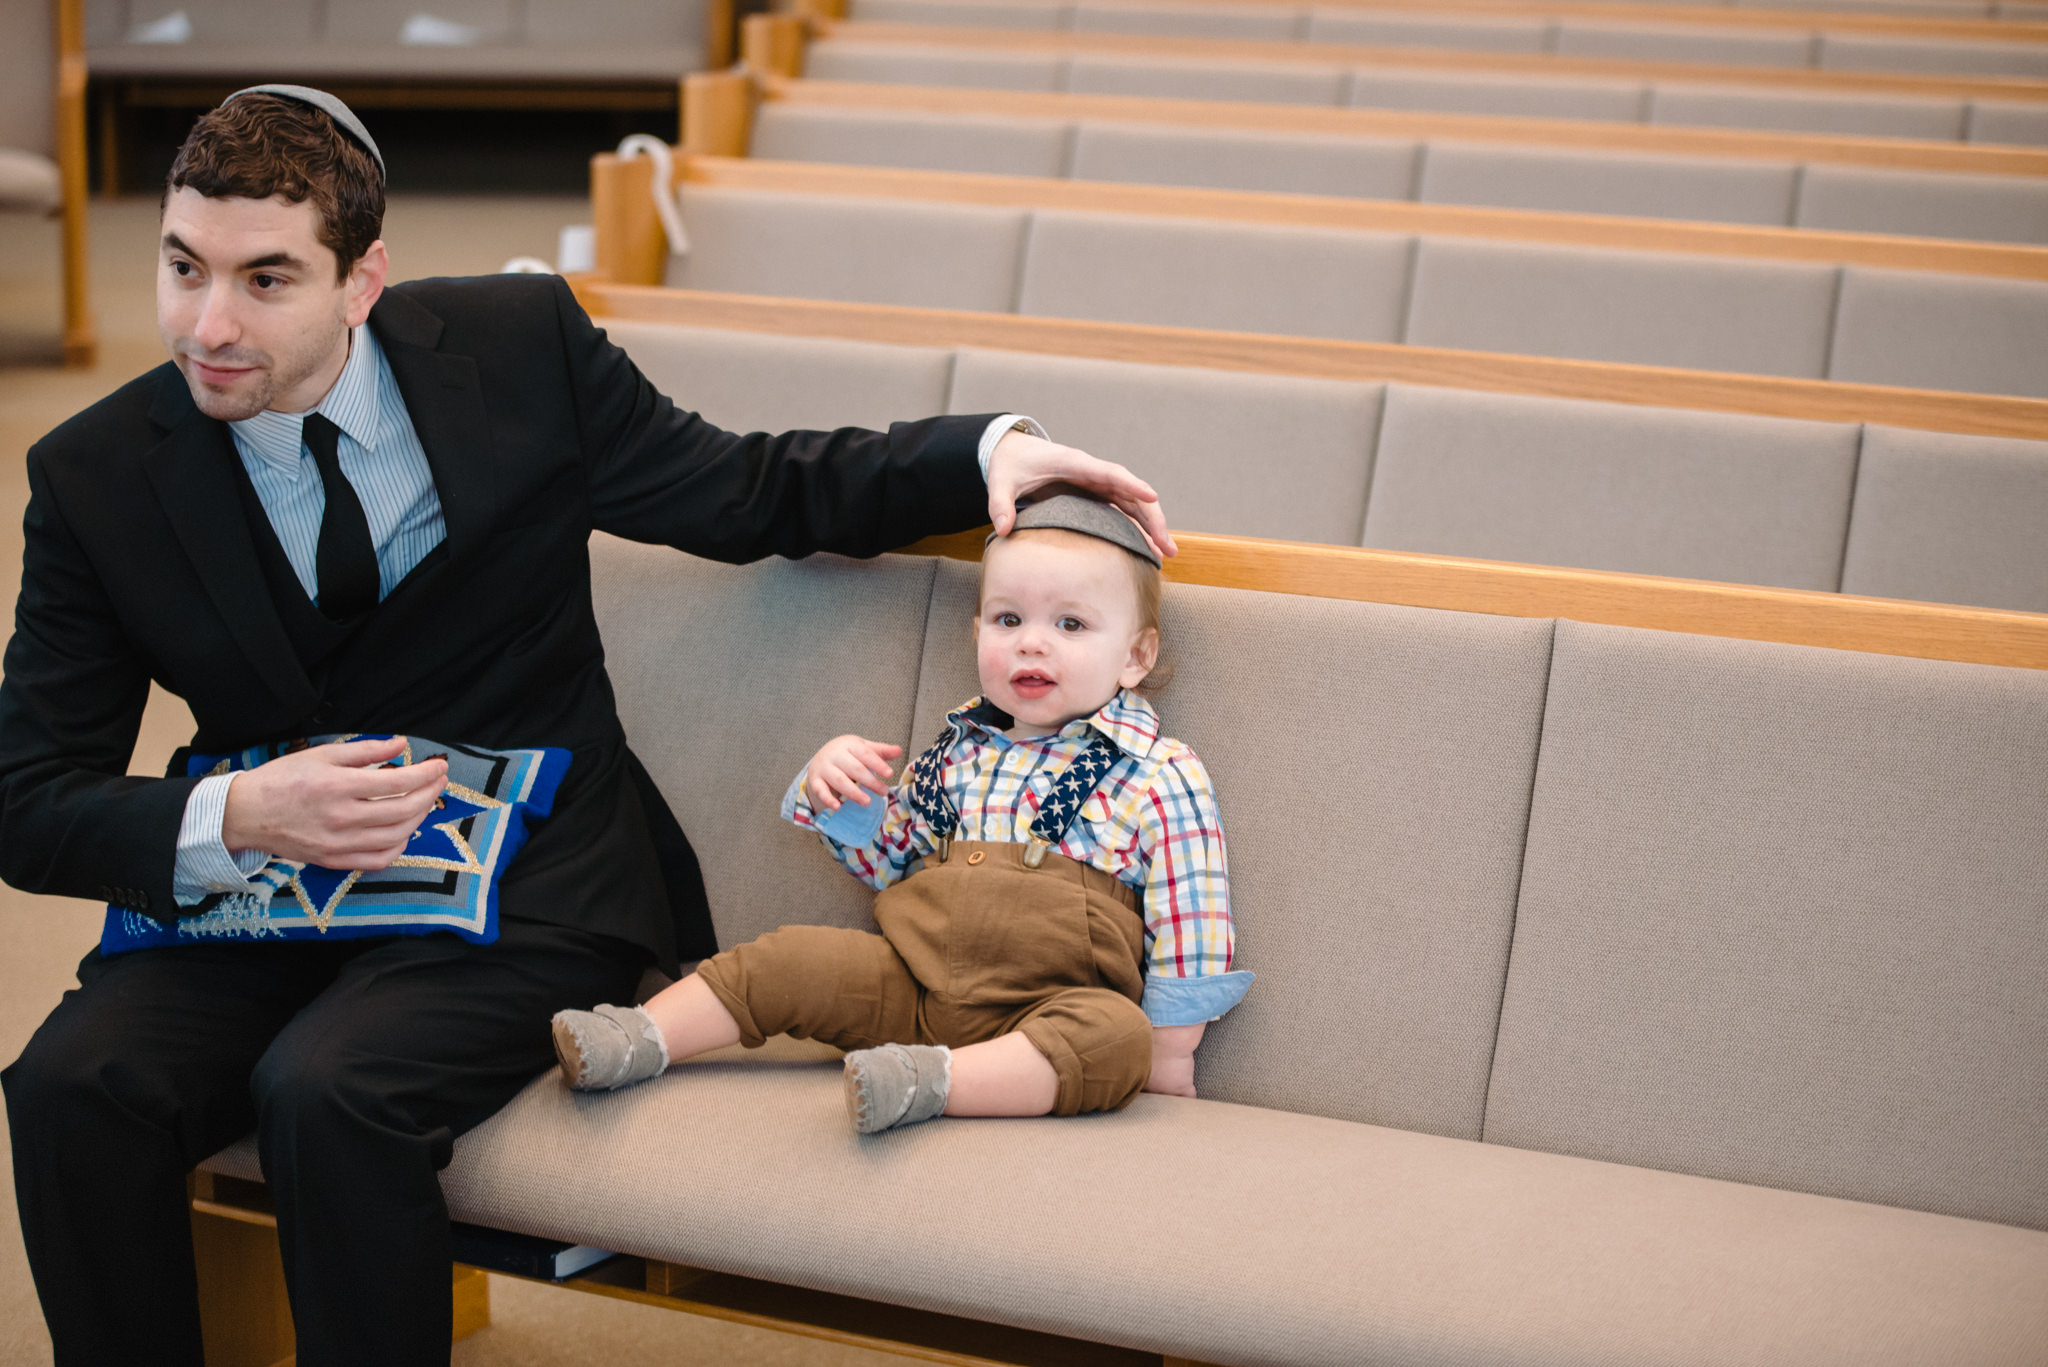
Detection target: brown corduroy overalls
<box><xmin>697</xmin><ymin>731</ymin><xmax>1157</xmax><ymax>1115</ymax></box>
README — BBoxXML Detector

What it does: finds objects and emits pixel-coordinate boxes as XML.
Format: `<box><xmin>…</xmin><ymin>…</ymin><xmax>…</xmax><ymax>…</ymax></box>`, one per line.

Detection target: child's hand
<box><xmin>1144</xmin><ymin>1023</ymin><xmax>1206</xmax><ymax>1098</ymax></box>
<box><xmin>805</xmin><ymin>735</ymin><xmax>903</xmax><ymax>812</ymax></box>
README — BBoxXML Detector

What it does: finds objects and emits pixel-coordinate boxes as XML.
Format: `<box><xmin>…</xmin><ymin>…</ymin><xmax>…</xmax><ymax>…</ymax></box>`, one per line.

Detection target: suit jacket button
<box><xmin>99</xmin><ymin>885</ymin><xmax>114</xmax><ymax>901</ymax></box>
<box><xmin>314</xmin><ymin>704</ymin><xmax>336</xmax><ymax>725</ymax></box>
<box><xmin>135</xmin><ymin>891</ymin><xmax>151</xmax><ymax>909</ymax></box>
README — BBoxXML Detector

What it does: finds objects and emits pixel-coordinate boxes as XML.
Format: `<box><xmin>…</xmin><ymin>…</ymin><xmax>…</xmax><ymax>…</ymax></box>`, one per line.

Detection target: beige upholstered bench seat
<box><xmin>198</xmin><ymin>542</ymin><xmax>2048</xmax><ymax>1365</ymax></box>
<box><xmin>803</xmin><ymin>39</ymin><xmax>2048</xmax><ymax>144</ymax></box>
<box><xmin>198</xmin><ymin>1048</ymin><xmax>2048</xmax><ymax>1367</ymax></box>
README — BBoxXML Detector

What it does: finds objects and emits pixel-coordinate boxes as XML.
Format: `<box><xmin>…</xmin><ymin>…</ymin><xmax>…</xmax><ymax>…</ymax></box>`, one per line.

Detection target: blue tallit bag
<box><xmin>100</xmin><ymin>734</ymin><xmax>570</xmax><ymax>954</ymax></box>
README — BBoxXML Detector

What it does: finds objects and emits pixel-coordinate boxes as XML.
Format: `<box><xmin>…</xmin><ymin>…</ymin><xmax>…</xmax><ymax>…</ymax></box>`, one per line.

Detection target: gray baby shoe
<box><xmin>552</xmin><ymin>1004</ymin><xmax>669</xmax><ymax>1091</ymax></box>
<box><xmin>843</xmin><ymin>1043</ymin><xmax>951</xmax><ymax>1134</ymax></box>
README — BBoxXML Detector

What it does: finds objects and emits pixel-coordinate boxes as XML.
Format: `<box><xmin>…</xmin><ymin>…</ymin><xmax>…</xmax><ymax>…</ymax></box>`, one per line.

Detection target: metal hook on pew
<box><xmin>616</xmin><ymin>134</ymin><xmax>689</xmax><ymax>257</ymax></box>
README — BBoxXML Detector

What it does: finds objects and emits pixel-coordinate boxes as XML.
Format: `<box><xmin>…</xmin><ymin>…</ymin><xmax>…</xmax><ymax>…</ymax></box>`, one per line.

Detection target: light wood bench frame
<box><xmin>49</xmin><ymin>0</ymin><xmax>93</xmax><ymax>366</ymax></box>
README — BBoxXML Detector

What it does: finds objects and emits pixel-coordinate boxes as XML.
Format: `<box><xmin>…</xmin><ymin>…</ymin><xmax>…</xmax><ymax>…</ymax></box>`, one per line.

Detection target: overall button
<box><xmin>966</xmin><ymin>850</ymin><xmax>986</xmax><ymax>866</ymax></box>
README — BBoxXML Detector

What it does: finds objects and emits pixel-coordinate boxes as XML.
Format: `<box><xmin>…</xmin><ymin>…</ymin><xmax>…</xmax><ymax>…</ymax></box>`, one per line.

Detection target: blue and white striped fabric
<box><xmin>227</xmin><ymin>322</ymin><xmax>445</xmax><ymax>604</ymax></box>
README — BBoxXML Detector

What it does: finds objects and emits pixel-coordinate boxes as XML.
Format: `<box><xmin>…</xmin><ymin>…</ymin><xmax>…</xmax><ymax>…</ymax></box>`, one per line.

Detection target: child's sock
<box><xmin>551</xmin><ymin>1004</ymin><xmax>670</xmax><ymax>1091</ymax></box>
<box><xmin>842</xmin><ymin>1043</ymin><xmax>951</xmax><ymax>1134</ymax></box>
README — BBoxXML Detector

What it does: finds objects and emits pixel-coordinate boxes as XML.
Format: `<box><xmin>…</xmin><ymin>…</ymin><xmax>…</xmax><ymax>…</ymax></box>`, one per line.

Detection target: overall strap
<box><xmin>907</xmin><ymin>720</ymin><xmax>1122</xmax><ymax>865</ymax></box>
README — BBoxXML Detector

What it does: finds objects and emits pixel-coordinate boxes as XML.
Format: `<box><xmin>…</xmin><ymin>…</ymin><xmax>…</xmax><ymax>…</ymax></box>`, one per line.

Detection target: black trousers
<box><xmin>3</xmin><ymin>918</ymin><xmax>645</xmax><ymax>1367</ymax></box>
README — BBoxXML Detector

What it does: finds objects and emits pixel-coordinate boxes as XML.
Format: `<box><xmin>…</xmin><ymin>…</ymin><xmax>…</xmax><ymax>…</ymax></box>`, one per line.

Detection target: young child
<box><xmin>551</xmin><ymin>493</ymin><xmax>1251</xmax><ymax>1132</ymax></box>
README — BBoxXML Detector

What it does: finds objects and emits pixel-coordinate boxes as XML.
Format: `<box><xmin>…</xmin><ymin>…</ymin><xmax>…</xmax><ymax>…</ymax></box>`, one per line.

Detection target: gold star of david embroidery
<box><xmin>223</xmin><ymin>736</ymin><xmax>509</xmax><ymax>933</ymax></box>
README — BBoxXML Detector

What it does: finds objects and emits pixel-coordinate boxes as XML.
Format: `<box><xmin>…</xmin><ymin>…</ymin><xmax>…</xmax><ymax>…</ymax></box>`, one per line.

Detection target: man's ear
<box><xmin>1121</xmin><ymin>627</ymin><xmax>1160</xmax><ymax>688</ymax></box>
<box><xmin>343</xmin><ymin>239</ymin><xmax>389</xmax><ymax>328</ymax></box>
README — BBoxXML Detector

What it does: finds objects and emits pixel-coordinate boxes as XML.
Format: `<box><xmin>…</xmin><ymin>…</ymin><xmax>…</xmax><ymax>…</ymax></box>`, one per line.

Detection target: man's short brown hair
<box><xmin>165</xmin><ymin>94</ymin><xmax>384</xmax><ymax>281</ymax></box>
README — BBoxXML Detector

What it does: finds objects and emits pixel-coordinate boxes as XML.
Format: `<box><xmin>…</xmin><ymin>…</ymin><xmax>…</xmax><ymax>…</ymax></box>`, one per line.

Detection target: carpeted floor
<box><xmin>0</xmin><ymin>196</ymin><xmax>901</xmax><ymax>1367</ymax></box>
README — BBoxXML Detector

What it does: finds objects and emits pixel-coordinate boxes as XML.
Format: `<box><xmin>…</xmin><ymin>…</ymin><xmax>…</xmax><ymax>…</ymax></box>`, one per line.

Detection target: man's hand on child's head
<box><xmin>1144</xmin><ymin>1023</ymin><xmax>1207</xmax><ymax>1099</ymax></box>
<box><xmin>987</xmin><ymin>428</ymin><xmax>1178</xmax><ymax>559</ymax></box>
<box><xmin>805</xmin><ymin>734</ymin><xmax>903</xmax><ymax>812</ymax></box>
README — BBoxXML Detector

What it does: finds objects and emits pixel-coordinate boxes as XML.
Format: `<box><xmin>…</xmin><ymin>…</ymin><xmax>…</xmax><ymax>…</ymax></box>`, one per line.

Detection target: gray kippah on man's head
<box><xmin>222</xmin><ymin>84</ymin><xmax>387</xmax><ymax>181</ymax></box>
<box><xmin>996</xmin><ymin>490</ymin><xmax>1161</xmax><ymax>567</ymax></box>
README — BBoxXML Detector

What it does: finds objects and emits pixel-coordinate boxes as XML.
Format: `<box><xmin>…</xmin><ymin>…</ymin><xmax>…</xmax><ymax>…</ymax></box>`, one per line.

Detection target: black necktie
<box><xmin>303</xmin><ymin>412</ymin><xmax>379</xmax><ymax>620</ymax></box>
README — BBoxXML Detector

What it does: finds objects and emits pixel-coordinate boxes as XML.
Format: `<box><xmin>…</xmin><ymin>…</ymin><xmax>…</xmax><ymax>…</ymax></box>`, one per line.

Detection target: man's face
<box><xmin>157</xmin><ymin>187</ymin><xmax>387</xmax><ymax>420</ymax></box>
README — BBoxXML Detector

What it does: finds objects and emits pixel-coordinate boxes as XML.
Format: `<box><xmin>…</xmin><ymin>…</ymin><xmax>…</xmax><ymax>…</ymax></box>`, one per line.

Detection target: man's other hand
<box><xmin>221</xmin><ymin>736</ymin><xmax>449</xmax><ymax>870</ymax></box>
<box><xmin>987</xmin><ymin>429</ymin><xmax>1178</xmax><ymax>559</ymax></box>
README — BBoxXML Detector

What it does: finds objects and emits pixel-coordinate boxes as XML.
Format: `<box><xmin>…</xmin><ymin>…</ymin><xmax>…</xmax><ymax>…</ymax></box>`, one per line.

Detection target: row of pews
<box><xmin>569</xmin><ymin>0</ymin><xmax>2048</xmax><ymax>634</ymax></box>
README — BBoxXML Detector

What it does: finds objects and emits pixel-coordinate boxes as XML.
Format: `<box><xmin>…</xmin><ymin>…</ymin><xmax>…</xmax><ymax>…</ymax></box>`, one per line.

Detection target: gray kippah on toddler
<box><xmin>995</xmin><ymin>492</ymin><xmax>1161</xmax><ymax>567</ymax></box>
<box><xmin>222</xmin><ymin>84</ymin><xmax>387</xmax><ymax>181</ymax></box>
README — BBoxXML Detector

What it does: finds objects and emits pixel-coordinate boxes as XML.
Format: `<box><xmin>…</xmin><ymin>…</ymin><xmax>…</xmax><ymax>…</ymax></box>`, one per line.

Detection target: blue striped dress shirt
<box><xmin>172</xmin><ymin>320</ymin><xmax>1032</xmax><ymax>901</ymax></box>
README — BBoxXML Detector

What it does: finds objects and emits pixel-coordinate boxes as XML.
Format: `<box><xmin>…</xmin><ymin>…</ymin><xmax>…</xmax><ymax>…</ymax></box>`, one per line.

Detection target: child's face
<box><xmin>976</xmin><ymin>531</ymin><xmax>1159</xmax><ymax>735</ymax></box>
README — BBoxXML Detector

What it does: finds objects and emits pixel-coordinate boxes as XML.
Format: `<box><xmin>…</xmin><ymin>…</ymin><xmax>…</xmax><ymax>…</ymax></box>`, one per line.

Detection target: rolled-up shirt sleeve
<box><xmin>782</xmin><ymin>767</ymin><xmax>927</xmax><ymax>893</ymax></box>
<box><xmin>1134</xmin><ymin>748</ymin><xmax>1252</xmax><ymax>1026</ymax></box>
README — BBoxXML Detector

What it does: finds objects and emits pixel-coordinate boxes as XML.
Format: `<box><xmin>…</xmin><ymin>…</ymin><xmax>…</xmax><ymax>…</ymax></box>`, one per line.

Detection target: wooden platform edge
<box><xmin>570</xmin><ymin>280</ymin><xmax>2048</xmax><ymax>441</ymax></box>
<box><xmin>897</xmin><ymin>529</ymin><xmax>2048</xmax><ymax>672</ymax></box>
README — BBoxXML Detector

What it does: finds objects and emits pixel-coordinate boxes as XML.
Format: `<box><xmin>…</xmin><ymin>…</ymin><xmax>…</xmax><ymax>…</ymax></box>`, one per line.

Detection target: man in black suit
<box><xmin>0</xmin><ymin>87</ymin><xmax>1174</xmax><ymax>1366</ymax></box>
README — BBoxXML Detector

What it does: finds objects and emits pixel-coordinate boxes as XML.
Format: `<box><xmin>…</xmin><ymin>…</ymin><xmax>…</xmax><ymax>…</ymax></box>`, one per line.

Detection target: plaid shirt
<box><xmin>783</xmin><ymin>690</ymin><xmax>1251</xmax><ymax>1026</ymax></box>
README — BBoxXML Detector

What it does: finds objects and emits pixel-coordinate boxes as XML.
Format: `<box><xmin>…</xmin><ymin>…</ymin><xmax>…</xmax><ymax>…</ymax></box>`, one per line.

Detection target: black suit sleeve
<box><xmin>0</xmin><ymin>449</ymin><xmax>196</xmax><ymax>908</ymax></box>
<box><xmin>547</xmin><ymin>277</ymin><xmax>997</xmax><ymax>561</ymax></box>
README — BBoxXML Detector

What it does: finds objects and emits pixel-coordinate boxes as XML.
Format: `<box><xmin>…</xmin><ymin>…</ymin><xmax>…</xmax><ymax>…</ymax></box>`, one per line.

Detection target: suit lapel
<box><xmin>142</xmin><ymin>373</ymin><xmax>318</xmax><ymax>716</ymax></box>
<box><xmin>371</xmin><ymin>290</ymin><xmax>495</xmax><ymax>570</ymax></box>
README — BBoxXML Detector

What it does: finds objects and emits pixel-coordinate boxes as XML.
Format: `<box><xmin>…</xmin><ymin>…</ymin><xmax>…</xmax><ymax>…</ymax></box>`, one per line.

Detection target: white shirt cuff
<box><xmin>173</xmin><ymin>771</ymin><xmax>272</xmax><ymax>901</ymax></box>
<box><xmin>977</xmin><ymin>414</ymin><xmax>1046</xmax><ymax>483</ymax></box>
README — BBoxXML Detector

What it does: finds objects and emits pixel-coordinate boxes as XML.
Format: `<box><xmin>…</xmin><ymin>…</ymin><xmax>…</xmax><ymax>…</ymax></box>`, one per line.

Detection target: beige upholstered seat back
<box><xmin>1069</xmin><ymin>121</ymin><xmax>1419</xmax><ymax>200</ymax></box>
<box><xmin>1487</xmin><ymin>621</ymin><xmax>2048</xmax><ymax>1230</ymax></box>
<box><xmin>1362</xmin><ymin>385</ymin><xmax>1861</xmax><ymax>589</ymax></box>
<box><xmin>1405</xmin><ymin>239</ymin><xmax>1843</xmax><ymax>378</ymax></box>
<box><xmin>1015</xmin><ymin>209</ymin><xmax>1415</xmax><ymax>341</ymax></box>
<box><xmin>590</xmin><ymin>541</ymin><xmax>943</xmax><ymax>950</ymax></box>
<box><xmin>945</xmin><ymin>348</ymin><xmax>1383</xmax><ymax>543</ymax></box>
<box><xmin>751</xmin><ymin>105</ymin><xmax>1074</xmax><ymax>180</ymax></box>
<box><xmin>599</xmin><ymin>320</ymin><xmax>956</xmax><ymax>436</ymax></box>
<box><xmin>1647</xmin><ymin>83</ymin><xmax>1969</xmax><ymax>139</ymax></box>
<box><xmin>1838</xmin><ymin>426</ymin><xmax>2048</xmax><ymax>613</ymax></box>
<box><xmin>1827</xmin><ymin>267</ymin><xmax>2048</xmax><ymax>399</ymax></box>
<box><xmin>1416</xmin><ymin>143</ymin><xmax>1799</xmax><ymax>227</ymax></box>
<box><xmin>665</xmin><ymin>185</ymin><xmax>1031</xmax><ymax>312</ymax></box>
